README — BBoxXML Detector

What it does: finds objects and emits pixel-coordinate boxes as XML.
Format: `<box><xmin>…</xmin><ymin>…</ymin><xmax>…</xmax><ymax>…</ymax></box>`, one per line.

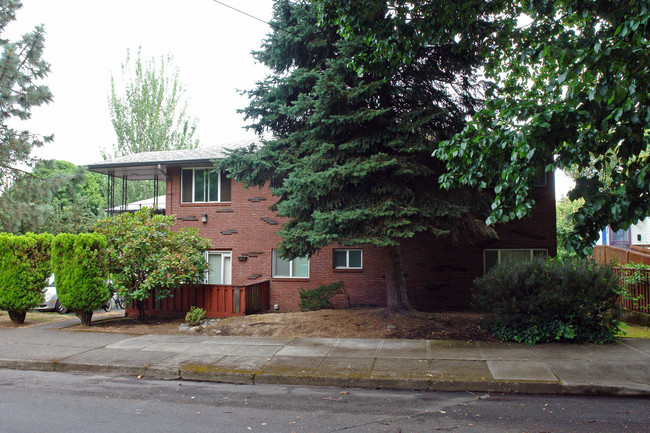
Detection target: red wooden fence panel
<box><xmin>615</xmin><ymin>268</ymin><xmax>650</xmax><ymax>313</ymax></box>
<box><xmin>594</xmin><ymin>245</ymin><xmax>650</xmax><ymax>266</ymax></box>
<box><xmin>126</xmin><ymin>281</ymin><xmax>271</xmax><ymax>319</ymax></box>
<box><xmin>243</xmin><ymin>280</ymin><xmax>270</xmax><ymax>314</ymax></box>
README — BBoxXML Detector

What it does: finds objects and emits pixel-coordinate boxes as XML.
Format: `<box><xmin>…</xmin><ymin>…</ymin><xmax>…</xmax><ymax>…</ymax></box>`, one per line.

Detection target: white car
<box><xmin>35</xmin><ymin>276</ymin><xmax>69</xmax><ymax>314</ymax></box>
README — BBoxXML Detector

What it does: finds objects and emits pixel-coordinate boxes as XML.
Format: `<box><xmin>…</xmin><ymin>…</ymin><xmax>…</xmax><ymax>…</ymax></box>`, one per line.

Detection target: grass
<box><xmin>619</xmin><ymin>323</ymin><xmax>650</xmax><ymax>338</ymax></box>
<box><xmin>0</xmin><ymin>311</ymin><xmax>74</xmax><ymax>328</ymax></box>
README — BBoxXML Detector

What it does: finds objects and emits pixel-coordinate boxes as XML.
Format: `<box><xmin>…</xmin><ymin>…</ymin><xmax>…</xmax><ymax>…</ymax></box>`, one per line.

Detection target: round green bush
<box><xmin>474</xmin><ymin>258</ymin><xmax>623</xmax><ymax>344</ymax></box>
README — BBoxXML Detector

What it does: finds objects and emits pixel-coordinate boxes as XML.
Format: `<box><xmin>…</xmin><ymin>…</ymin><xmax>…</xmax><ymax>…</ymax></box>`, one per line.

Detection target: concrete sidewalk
<box><xmin>1</xmin><ymin>317</ymin><xmax>649</xmax><ymax>396</ymax></box>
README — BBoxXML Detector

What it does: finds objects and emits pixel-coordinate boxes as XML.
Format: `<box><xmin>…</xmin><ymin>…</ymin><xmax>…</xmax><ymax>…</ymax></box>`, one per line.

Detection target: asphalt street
<box><xmin>1</xmin><ymin>369</ymin><xmax>648</xmax><ymax>433</ymax></box>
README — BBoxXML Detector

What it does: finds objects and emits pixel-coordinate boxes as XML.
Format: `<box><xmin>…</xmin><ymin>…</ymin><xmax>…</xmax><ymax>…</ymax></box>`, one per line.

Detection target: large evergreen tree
<box><xmin>220</xmin><ymin>0</ymin><xmax>495</xmax><ymax>312</ymax></box>
<box><xmin>0</xmin><ymin>0</ymin><xmax>52</xmax><ymax>192</ymax></box>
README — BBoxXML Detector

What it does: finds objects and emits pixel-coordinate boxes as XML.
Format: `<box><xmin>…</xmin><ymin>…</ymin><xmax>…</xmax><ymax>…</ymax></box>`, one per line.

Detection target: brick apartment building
<box><xmin>88</xmin><ymin>141</ymin><xmax>556</xmax><ymax>314</ymax></box>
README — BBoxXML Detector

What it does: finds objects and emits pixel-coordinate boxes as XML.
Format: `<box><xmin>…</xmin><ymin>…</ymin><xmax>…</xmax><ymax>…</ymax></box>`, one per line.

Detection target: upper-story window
<box><xmin>181</xmin><ymin>168</ymin><xmax>231</xmax><ymax>203</ymax></box>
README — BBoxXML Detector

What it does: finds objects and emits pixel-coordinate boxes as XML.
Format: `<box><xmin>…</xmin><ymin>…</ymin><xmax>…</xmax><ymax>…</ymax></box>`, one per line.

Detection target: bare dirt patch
<box><xmin>77</xmin><ymin>308</ymin><xmax>497</xmax><ymax>341</ymax></box>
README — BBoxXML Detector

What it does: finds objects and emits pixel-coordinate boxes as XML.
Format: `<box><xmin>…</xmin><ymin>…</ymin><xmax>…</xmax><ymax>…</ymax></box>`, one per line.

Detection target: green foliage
<box><xmin>95</xmin><ymin>209</ymin><xmax>211</xmax><ymax>319</ymax></box>
<box><xmin>0</xmin><ymin>0</ymin><xmax>53</xmax><ymax>189</ymax></box>
<box><xmin>318</xmin><ymin>0</ymin><xmax>650</xmax><ymax>256</ymax></box>
<box><xmin>0</xmin><ymin>232</ymin><xmax>53</xmax><ymax>323</ymax></box>
<box><xmin>0</xmin><ymin>160</ymin><xmax>106</xmax><ymax>234</ymax></box>
<box><xmin>219</xmin><ymin>0</ymin><xmax>495</xmax><ymax>311</ymax></box>
<box><xmin>621</xmin><ymin>262</ymin><xmax>650</xmax><ymax>285</ymax></box>
<box><xmin>51</xmin><ymin>233</ymin><xmax>110</xmax><ymax>325</ymax></box>
<box><xmin>185</xmin><ymin>306</ymin><xmax>206</xmax><ymax>326</ymax></box>
<box><xmin>299</xmin><ymin>281</ymin><xmax>343</xmax><ymax>312</ymax></box>
<box><xmin>619</xmin><ymin>263</ymin><xmax>650</xmax><ymax>310</ymax></box>
<box><xmin>556</xmin><ymin>197</ymin><xmax>585</xmax><ymax>260</ymax></box>
<box><xmin>106</xmin><ymin>46</ymin><xmax>199</xmax><ymax>159</ymax></box>
<box><xmin>433</xmin><ymin>1</ymin><xmax>650</xmax><ymax>255</ymax></box>
<box><xmin>474</xmin><ymin>259</ymin><xmax>623</xmax><ymax>344</ymax></box>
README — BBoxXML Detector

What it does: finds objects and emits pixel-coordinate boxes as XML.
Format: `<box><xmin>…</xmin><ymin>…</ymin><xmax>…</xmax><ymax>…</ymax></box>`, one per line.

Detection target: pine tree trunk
<box><xmin>78</xmin><ymin>311</ymin><xmax>93</xmax><ymax>326</ymax></box>
<box><xmin>384</xmin><ymin>245</ymin><xmax>412</xmax><ymax>313</ymax></box>
<box><xmin>8</xmin><ymin>310</ymin><xmax>26</xmax><ymax>324</ymax></box>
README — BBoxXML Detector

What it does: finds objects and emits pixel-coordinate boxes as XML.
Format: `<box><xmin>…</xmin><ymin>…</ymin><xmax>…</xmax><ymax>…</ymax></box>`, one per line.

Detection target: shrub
<box><xmin>299</xmin><ymin>281</ymin><xmax>343</xmax><ymax>311</ymax></box>
<box><xmin>185</xmin><ymin>306</ymin><xmax>206</xmax><ymax>326</ymax></box>
<box><xmin>95</xmin><ymin>209</ymin><xmax>210</xmax><ymax>320</ymax></box>
<box><xmin>474</xmin><ymin>258</ymin><xmax>623</xmax><ymax>344</ymax></box>
<box><xmin>0</xmin><ymin>233</ymin><xmax>53</xmax><ymax>324</ymax></box>
<box><xmin>51</xmin><ymin>233</ymin><xmax>110</xmax><ymax>326</ymax></box>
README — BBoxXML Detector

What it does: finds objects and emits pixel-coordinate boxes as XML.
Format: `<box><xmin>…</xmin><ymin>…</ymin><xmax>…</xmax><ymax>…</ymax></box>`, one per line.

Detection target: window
<box><xmin>333</xmin><ymin>249</ymin><xmax>362</xmax><ymax>269</ymax></box>
<box><xmin>181</xmin><ymin>168</ymin><xmax>231</xmax><ymax>203</ymax></box>
<box><xmin>272</xmin><ymin>250</ymin><xmax>309</xmax><ymax>278</ymax></box>
<box><xmin>484</xmin><ymin>249</ymin><xmax>547</xmax><ymax>273</ymax></box>
<box><xmin>205</xmin><ymin>251</ymin><xmax>232</xmax><ymax>284</ymax></box>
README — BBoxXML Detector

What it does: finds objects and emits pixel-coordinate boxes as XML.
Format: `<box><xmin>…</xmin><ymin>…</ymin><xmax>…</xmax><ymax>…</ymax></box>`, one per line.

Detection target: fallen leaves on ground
<box><xmin>75</xmin><ymin>308</ymin><xmax>497</xmax><ymax>341</ymax></box>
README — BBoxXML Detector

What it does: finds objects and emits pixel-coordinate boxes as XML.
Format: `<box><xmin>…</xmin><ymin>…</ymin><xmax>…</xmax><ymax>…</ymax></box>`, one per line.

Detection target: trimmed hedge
<box><xmin>474</xmin><ymin>259</ymin><xmax>623</xmax><ymax>344</ymax></box>
<box><xmin>0</xmin><ymin>233</ymin><xmax>53</xmax><ymax>324</ymax></box>
<box><xmin>51</xmin><ymin>233</ymin><xmax>109</xmax><ymax>326</ymax></box>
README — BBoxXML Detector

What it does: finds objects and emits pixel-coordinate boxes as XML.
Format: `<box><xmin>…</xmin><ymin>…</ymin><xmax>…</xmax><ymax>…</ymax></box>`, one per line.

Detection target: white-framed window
<box><xmin>272</xmin><ymin>250</ymin><xmax>309</xmax><ymax>278</ymax></box>
<box><xmin>205</xmin><ymin>251</ymin><xmax>232</xmax><ymax>285</ymax></box>
<box><xmin>484</xmin><ymin>249</ymin><xmax>548</xmax><ymax>273</ymax></box>
<box><xmin>181</xmin><ymin>168</ymin><xmax>231</xmax><ymax>203</ymax></box>
<box><xmin>333</xmin><ymin>249</ymin><xmax>362</xmax><ymax>269</ymax></box>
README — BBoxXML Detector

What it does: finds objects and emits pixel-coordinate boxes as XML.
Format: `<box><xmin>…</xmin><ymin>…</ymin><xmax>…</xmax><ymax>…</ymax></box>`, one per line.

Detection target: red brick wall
<box><xmin>166</xmin><ymin>167</ymin><xmax>556</xmax><ymax>311</ymax></box>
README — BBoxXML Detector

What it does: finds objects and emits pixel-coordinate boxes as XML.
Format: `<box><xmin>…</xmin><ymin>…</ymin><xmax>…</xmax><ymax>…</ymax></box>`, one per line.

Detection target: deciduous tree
<box><xmin>95</xmin><ymin>209</ymin><xmax>210</xmax><ymax>320</ymax></box>
<box><xmin>436</xmin><ymin>0</ymin><xmax>650</xmax><ymax>256</ymax></box>
<box><xmin>556</xmin><ymin>197</ymin><xmax>584</xmax><ymax>260</ymax></box>
<box><xmin>106</xmin><ymin>47</ymin><xmax>200</xmax><ymax>158</ymax></box>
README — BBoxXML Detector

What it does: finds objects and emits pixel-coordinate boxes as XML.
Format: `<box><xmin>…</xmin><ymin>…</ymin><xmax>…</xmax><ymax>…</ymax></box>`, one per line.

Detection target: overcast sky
<box><xmin>10</xmin><ymin>0</ymin><xmax>274</xmax><ymax>165</ymax></box>
<box><xmin>9</xmin><ymin>0</ymin><xmax>574</xmax><ymax>197</ymax></box>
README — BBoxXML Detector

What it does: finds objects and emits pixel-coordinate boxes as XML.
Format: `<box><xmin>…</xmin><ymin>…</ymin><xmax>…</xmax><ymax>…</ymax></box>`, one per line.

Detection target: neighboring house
<box><xmin>86</xmin><ymin>141</ymin><xmax>557</xmax><ymax>313</ymax></box>
<box><xmin>597</xmin><ymin>218</ymin><xmax>650</xmax><ymax>249</ymax></box>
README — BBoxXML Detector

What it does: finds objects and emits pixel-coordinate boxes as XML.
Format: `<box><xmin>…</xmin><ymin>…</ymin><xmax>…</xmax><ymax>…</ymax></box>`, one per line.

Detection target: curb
<box><xmin>3</xmin><ymin>358</ymin><xmax>649</xmax><ymax>397</ymax></box>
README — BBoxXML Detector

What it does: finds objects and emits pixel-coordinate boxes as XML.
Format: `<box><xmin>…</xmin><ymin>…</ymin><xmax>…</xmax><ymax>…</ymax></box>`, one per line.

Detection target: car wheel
<box><xmin>55</xmin><ymin>300</ymin><xmax>69</xmax><ymax>314</ymax></box>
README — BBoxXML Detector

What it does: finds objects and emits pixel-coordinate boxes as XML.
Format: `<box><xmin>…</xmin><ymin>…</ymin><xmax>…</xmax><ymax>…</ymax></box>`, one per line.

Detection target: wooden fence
<box><xmin>126</xmin><ymin>280</ymin><xmax>271</xmax><ymax>319</ymax></box>
<box><xmin>593</xmin><ymin>245</ymin><xmax>650</xmax><ymax>266</ymax></box>
<box><xmin>615</xmin><ymin>267</ymin><xmax>650</xmax><ymax>313</ymax></box>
